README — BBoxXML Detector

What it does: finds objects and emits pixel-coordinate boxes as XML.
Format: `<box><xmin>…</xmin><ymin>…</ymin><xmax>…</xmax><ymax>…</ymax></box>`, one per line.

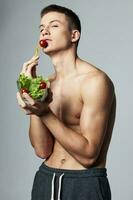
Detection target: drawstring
<box><xmin>57</xmin><ymin>173</ymin><xmax>64</xmax><ymax>200</ymax></box>
<box><xmin>51</xmin><ymin>173</ymin><xmax>56</xmax><ymax>200</ymax></box>
<box><xmin>50</xmin><ymin>173</ymin><xmax>64</xmax><ymax>200</ymax></box>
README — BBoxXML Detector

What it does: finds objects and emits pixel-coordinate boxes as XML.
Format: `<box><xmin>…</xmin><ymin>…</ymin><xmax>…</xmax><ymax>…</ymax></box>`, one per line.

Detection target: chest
<box><xmin>49</xmin><ymin>78</ymin><xmax>83</xmax><ymax>125</ymax></box>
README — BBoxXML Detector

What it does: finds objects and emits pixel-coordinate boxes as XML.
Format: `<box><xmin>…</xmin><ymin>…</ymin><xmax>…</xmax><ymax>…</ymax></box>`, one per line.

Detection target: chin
<box><xmin>42</xmin><ymin>46</ymin><xmax>68</xmax><ymax>56</ymax></box>
<box><xmin>42</xmin><ymin>48</ymin><xmax>55</xmax><ymax>56</ymax></box>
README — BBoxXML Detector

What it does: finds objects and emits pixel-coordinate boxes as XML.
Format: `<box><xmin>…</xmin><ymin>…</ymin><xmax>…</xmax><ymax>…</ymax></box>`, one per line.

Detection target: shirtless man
<box><xmin>16</xmin><ymin>4</ymin><xmax>116</xmax><ymax>200</ymax></box>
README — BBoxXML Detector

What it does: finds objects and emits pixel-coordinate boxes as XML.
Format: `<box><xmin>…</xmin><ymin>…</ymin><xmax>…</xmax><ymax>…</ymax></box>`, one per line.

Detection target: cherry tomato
<box><xmin>21</xmin><ymin>88</ymin><xmax>29</xmax><ymax>94</ymax></box>
<box><xmin>39</xmin><ymin>81</ymin><xmax>47</xmax><ymax>89</ymax></box>
<box><xmin>39</xmin><ymin>40</ymin><xmax>48</xmax><ymax>48</ymax></box>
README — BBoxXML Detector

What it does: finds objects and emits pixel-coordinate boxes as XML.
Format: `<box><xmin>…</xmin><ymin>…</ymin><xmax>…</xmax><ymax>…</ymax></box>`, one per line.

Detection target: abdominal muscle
<box><xmin>45</xmin><ymin>141</ymin><xmax>87</xmax><ymax>170</ymax></box>
<box><xmin>44</xmin><ymin>125</ymin><xmax>106</xmax><ymax>170</ymax></box>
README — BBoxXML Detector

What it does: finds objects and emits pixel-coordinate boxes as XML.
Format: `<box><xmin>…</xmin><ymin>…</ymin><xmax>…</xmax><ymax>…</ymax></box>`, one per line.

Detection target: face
<box><xmin>39</xmin><ymin>12</ymin><xmax>73</xmax><ymax>55</ymax></box>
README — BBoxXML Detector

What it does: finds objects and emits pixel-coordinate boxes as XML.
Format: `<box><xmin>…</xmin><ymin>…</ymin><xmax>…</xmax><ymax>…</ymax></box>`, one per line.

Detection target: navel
<box><xmin>60</xmin><ymin>158</ymin><xmax>66</xmax><ymax>164</ymax></box>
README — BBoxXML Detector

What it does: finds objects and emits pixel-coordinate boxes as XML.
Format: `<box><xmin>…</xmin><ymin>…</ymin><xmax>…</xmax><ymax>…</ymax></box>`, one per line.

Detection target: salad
<box><xmin>17</xmin><ymin>39</ymin><xmax>50</xmax><ymax>101</ymax></box>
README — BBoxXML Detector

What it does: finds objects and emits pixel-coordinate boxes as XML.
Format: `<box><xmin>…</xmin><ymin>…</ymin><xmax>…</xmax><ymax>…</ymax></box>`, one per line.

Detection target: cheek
<box><xmin>39</xmin><ymin>34</ymin><xmax>43</xmax><ymax>41</ymax></box>
<box><xmin>55</xmin><ymin>31</ymin><xmax>71</xmax><ymax>44</ymax></box>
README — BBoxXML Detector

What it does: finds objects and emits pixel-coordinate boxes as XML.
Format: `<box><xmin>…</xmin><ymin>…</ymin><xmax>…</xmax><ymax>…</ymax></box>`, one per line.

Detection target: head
<box><xmin>39</xmin><ymin>4</ymin><xmax>81</xmax><ymax>54</ymax></box>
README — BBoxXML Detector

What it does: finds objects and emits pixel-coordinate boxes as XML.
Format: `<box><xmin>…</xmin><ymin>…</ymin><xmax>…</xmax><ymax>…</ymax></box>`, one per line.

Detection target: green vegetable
<box><xmin>17</xmin><ymin>73</ymin><xmax>49</xmax><ymax>100</ymax></box>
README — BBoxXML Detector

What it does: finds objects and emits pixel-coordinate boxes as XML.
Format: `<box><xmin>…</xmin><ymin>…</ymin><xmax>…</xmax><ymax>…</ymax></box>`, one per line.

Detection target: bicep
<box><xmin>80</xmin><ymin>103</ymin><xmax>110</xmax><ymax>157</ymax></box>
<box><xmin>80</xmin><ymin>74</ymin><xmax>114</xmax><ymax>158</ymax></box>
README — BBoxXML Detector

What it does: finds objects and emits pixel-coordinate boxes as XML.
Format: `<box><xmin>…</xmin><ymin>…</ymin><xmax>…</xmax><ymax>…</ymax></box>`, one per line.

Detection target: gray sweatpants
<box><xmin>31</xmin><ymin>162</ymin><xmax>111</xmax><ymax>200</ymax></box>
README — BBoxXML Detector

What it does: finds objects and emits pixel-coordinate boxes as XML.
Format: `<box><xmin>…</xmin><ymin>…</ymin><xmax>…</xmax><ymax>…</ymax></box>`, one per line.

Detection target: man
<box><xmin>16</xmin><ymin>4</ymin><xmax>116</xmax><ymax>200</ymax></box>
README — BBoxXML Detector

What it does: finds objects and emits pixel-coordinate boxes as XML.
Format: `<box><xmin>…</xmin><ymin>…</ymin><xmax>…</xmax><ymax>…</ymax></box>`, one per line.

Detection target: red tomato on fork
<box><xmin>39</xmin><ymin>40</ymin><xmax>48</xmax><ymax>48</ymax></box>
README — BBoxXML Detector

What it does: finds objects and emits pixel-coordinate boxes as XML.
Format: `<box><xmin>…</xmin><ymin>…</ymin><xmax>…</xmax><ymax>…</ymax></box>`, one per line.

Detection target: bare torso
<box><xmin>45</xmin><ymin>60</ymin><xmax>116</xmax><ymax>169</ymax></box>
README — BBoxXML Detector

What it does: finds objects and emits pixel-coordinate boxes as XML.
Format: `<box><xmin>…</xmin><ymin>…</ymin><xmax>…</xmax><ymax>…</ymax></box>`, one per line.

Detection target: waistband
<box><xmin>39</xmin><ymin>161</ymin><xmax>107</xmax><ymax>178</ymax></box>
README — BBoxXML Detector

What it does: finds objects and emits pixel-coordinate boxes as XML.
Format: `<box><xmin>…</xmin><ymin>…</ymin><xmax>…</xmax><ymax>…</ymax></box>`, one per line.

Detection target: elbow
<box><xmin>78</xmin><ymin>156</ymin><xmax>97</xmax><ymax>168</ymax></box>
<box><xmin>35</xmin><ymin>149</ymin><xmax>51</xmax><ymax>159</ymax></box>
<box><xmin>35</xmin><ymin>151</ymin><xmax>46</xmax><ymax>159</ymax></box>
<box><xmin>80</xmin><ymin>143</ymin><xmax>99</xmax><ymax>168</ymax></box>
<box><xmin>82</xmin><ymin>158</ymin><xmax>96</xmax><ymax>168</ymax></box>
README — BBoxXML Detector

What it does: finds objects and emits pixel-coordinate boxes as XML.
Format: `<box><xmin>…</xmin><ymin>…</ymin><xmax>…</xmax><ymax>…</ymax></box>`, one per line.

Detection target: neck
<box><xmin>49</xmin><ymin>48</ymin><xmax>79</xmax><ymax>80</ymax></box>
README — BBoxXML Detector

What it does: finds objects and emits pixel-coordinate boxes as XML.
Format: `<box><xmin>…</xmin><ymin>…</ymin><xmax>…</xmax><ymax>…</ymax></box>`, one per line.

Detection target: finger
<box><xmin>16</xmin><ymin>93</ymin><xmax>30</xmax><ymax>117</ymax></box>
<box><xmin>16</xmin><ymin>92</ymin><xmax>26</xmax><ymax>108</ymax></box>
<box><xmin>22</xmin><ymin>93</ymin><xmax>35</xmax><ymax>106</ymax></box>
<box><xmin>21</xmin><ymin>61</ymin><xmax>38</xmax><ymax>75</ymax></box>
<box><xmin>25</xmin><ymin>109</ymin><xmax>34</xmax><ymax>115</ymax></box>
<box><xmin>31</xmin><ymin>55</ymin><xmax>40</xmax><ymax>60</ymax></box>
<box><xmin>16</xmin><ymin>92</ymin><xmax>35</xmax><ymax>115</ymax></box>
<box><xmin>20</xmin><ymin>56</ymin><xmax>39</xmax><ymax>74</ymax></box>
<box><xmin>25</xmin><ymin>55</ymin><xmax>39</xmax><ymax>66</ymax></box>
<box><xmin>26</xmin><ymin>63</ymin><xmax>38</xmax><ymax>77</ymax></box>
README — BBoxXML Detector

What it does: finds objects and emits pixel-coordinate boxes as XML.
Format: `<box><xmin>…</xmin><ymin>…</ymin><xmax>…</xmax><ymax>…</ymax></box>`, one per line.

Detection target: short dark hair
<box><xmin>40</xmin><ymin>4</ymin><xmax>81</xmax><ymax>46</ymax></box>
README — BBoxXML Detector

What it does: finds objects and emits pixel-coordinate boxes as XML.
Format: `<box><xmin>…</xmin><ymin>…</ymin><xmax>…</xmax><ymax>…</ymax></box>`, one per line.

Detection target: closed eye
<box><xmin>51</xmin><ymin>25</ymin><xmax>59</xmax><ymax>27</ymax></box>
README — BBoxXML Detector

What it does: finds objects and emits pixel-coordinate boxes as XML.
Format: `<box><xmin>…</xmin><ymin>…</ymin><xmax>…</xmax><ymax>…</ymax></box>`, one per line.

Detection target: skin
<box><xmin>16</xmin><ymin>12</ymin><xmax>116</xmax><ymax>169</ymax></box>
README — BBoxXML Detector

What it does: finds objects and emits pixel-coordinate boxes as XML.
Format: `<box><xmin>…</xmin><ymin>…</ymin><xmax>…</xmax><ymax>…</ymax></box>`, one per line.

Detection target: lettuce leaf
<box><xmin>17</xmin><ymin>73</ymin><xmax>49</xmax><ymax>100</ymax></box>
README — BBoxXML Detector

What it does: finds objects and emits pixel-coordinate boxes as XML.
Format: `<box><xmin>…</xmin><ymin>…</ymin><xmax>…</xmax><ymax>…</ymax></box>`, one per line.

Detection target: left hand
<box><xmin>16</xmin><ymin>91</ymin><xmax>51</xmax><ymax>116</ymax></box>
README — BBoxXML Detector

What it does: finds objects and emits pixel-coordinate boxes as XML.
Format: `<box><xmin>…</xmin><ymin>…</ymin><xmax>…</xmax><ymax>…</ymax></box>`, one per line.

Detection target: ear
<box><xmin>71</xmin><ymin>30</ymin><xmax>80</xmax><ymax>43</ymax></box>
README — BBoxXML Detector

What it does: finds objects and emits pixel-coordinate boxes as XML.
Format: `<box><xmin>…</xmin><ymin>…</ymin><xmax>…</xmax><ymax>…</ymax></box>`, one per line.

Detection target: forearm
<box><xmin>29</xmin><ymin>114</ymin><xmax>54</xmax><ymax>158</ymax></box>
<box><xmin>41</xmin><ymin>111</ymin><xmax>92</xmax><ymax>166</ymax></box>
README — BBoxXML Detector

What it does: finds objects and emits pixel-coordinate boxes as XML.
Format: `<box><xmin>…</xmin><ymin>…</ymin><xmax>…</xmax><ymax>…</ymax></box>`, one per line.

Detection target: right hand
<box><xmin>20</xmin><ymin>55</ymin><xmax>39</xmax><ymax>78</ymax></box>
<box><xmin>17</xmin><ymin>55</ymin><xmax>39</xmax><ymax>114</ymax></box>
<box><xmin>17</xmin><ymin>56</ymin><xmax>54</xmax><ymax>114</ymax></box>
<box><xmin>16</xmin><ymin>87</ymin><xmax>53</xmax><ymax>115</ymax></box>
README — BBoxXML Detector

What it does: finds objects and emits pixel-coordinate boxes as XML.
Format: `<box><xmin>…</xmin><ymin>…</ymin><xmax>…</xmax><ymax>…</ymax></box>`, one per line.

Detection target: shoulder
<box><xmin>84</xmin><ymin>70</ymin><xmax>114</xmax><ymax>90</ymax></box>
<box><xmin>78</xmin><ymin>59</ymin><xmax>114</xmax><ymax>87</ymax></box>
<box><xmin>79</xmin><ymin>59</ymin><xmax>114</xmax><ymax>90</ymax></box>
<box><xmin>81</xmin><ymin>66</ymin><xmax>115</xmax><ymax>105</ymax></box>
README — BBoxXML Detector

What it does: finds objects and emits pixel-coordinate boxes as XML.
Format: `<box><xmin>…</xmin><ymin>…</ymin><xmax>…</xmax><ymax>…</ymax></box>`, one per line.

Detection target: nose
<box><xmin>41</xmin><ymin>26</ymin><xmax>50</xmax><ymax>36</ymax></box>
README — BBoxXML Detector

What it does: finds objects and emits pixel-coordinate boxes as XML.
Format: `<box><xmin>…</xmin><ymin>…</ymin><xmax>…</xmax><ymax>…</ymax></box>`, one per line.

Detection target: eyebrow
<box><xmin>39</xmin><ymin>20</ymin><xmax>62</xmax><ymax>28</ymax></box>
